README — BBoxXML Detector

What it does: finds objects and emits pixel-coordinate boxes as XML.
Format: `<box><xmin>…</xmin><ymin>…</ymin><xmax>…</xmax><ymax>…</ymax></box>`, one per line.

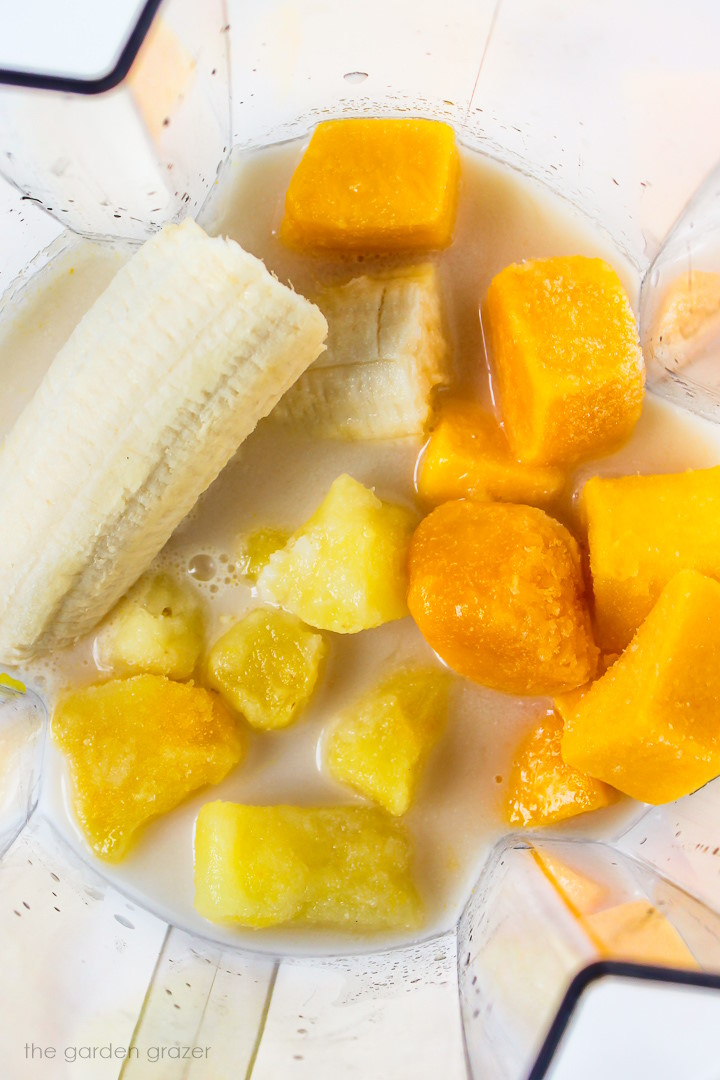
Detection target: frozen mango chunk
<box><xmin>273</xmin><ymin>265</ymin><xmax>450</xmax><ymax>439</ymax></box>
<box><xmin>532</xmin><ymin>850</ymin><xmax>609</xmax><ymax>915</ymax></box>
<box><xmin>206</xmin><ymin>608</ymin><xmax>326</xmax><ymax>731</ymax></box>
<box><xmin>236</xmin><ymin>528</ymin><xmax>290</xmax><ymax>583</ymax></box>
<box><xmin>282</xmin><ymin>118</ymin><xmax>459</xmax><ymax>252</ymax></box>
<box><xmin>562</xmin><ymin>570</ymin><xmax>720</xmax><ymax>804</ymax></box>
<box><xmin>257</xmin><ymin>474</ymin><xmax>415</xmax><ymax>633</ymax></box>
<box><xmin>325</xmin><ymin>667</ymin><xmax>450</xmax><ymax>816</ymax></box>
<box><xmin>408</xmin><ymin>501</ymin><xmax>598</xmax><ymax>694</ymax></box>
<box><xmin>584</xmin><ymin>901</ymin><xmax>697</xmax><ymax>968</ymax></box>
<box><xmin>417</xmin><ymin>400</ymin><xmax>565</xmax><ymax>505</ymax></box>
<box><xmin>583</xmin><ymin>466</ymin><xmax>720</xmax><ymax>651</ymax></box>
<box><xmin>484</xmin><ymin>257</ymin><xmax>644</xmax><ymax>465</ymax></box>
<box><xmin>52</xmin><ymin>675</ymin><xmax>244</xmax><ymax>860</ymax></box>
<box><xmin>506</xmin><ymin>711</ymin><xmax>617</xmax><ymax>827</ymax></box>
<box><xmin>554</xmin><ymin>652</ymin><xmax>620</xmax><ymax>723</ymax></box>
<box><xmin>94</xmin><ymin>573</ymin><xmax>204</xmax><ymax>679</ymax></box>
<box><xmin>194</xmin><ymin>802</ymin><xmax>422</xmax><ymax>930</ymax></box>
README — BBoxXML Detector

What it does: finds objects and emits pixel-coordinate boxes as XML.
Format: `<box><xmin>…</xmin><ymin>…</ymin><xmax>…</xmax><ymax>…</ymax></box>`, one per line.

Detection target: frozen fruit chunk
<box><xmin>52</xmin><ymin>675</ymin><xmax>244</xmax><ymax>861</ymax></box>
<box><xmin>281</xmin><ymin>118</ymin><xmax>459</xmax><ymax>252</ymax></box>
<box><xmin>582</xmin><ymin>466</ymin><xmax>720</xmax><ymax>650</ymax></box>
<box><xmin>553</xmin><ymin>652</ymin><xmax>620</xmax><ymax>724</ymax></box>
<box><xmin>584</xmin><ymin>901</ymin><xmax>697</xmax><ymax>968</ymax></box>
<box><xmin>651</xmin><ymin>270</ymin><xmax>720</xmax><ymax>371</ymax></box>
<box><xmin>532</xmin><ymin>850</ymin><xmax>609</xmax><ymax>915</ymax></box>
<box><xmin>325</xmin><ymin>667</ymin><xmax>450</xmax><ymax>816</ymax></box>
<box><xmin>562</xmin><ymin>570</ymin><xmax>720</xmax><ymax>804</ymax></box>
<box><xmin>206</xmin><ymin>608</ymin><xmax>326</xmax><ymax>731</ymax></box>
<box><xmin>94</xmin><ymin>572</ymin><xmax>203</xmax><ymax>679</ymax></box>
<box><xmin>484</xmin><ymin>256</ymin><xmax>644</xmax><ymax>465</ymax></box>
<box><xmin>407</xmin><ymin>501</ymin><xmax>598</xmax><ymax>695</ymax></box>
<box><xmin>506</xmin><ymin>711</ymin><xmax>617</xmax><ymax>827</ymax></box>
<box><xmin>257</xmin><ymin>474</ymin><xmax>415</xmax><ymax>633</ymax></box>
<box><xmin>273</xmin><ymin>265</ymin><xmax>450</xmax><ymax>439</ymax></box>
<box><xmin>236</xmin><ymin>528</ymin><xmax>290</xmax><ymax>583</ymax></box>
<box><xmin>194</xmin><ymin>802</ymin><xmax>422</xmax><ymax>930</ymax></box>
<box><xmin>417</xmin><ymin>400</ymin><xmax>565</xmax><ymax>505</ymax></box>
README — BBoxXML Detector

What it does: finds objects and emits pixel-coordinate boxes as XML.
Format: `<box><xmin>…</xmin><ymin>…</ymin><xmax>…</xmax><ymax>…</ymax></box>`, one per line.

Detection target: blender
<box><xmin>2</xmin><ymin>2</ymin><xmax>720</xmax><ymax>1076</ymax></box>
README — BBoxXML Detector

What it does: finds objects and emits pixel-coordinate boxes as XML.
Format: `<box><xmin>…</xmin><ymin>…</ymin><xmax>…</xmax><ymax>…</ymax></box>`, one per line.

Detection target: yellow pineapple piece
<box><xmin>206</xmin><ymin>608</ymin><xmax>326</xmax><ymax>730</ymax></box>
<box><xmin>324</xmin><ymin>667</ymin><xmax>450</xmax><ymax>815</ymax></box>
<box><xmin>194</xmin><ymin>802</ymin><xmax>423</xmax><ymax>930</ymax></box>
<box><xmin>94</xmin><ymin>572</ymin><xmax>203</xmax><ymax>679</ymax></box>
<box><xmin>236</xmin><ymin>528</ymin><xmax>290</xmax><ymax>583</ymax></box>
<box><xmin>52</xmin><ymin>675</ymin><xmax>244</xmax><ymax>861</ymax></box>
<box><xmin>257</xmin><ymin>474</ymin><xmax>415</xmax><ymax>633</ymax></box>
<box><xmin>0</xmin><ymin>672</ymin><xmax>25</xmax><ymax>693</ymax></box>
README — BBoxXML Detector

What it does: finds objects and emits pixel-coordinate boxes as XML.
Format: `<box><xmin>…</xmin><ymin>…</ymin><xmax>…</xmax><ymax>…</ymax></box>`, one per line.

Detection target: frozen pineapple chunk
<box><xmin>325</xmin><ymin>667</ymin><xmax>450</xmax><ymax>816</ymax></box>
<box><xmin>418</xmin><ymin>400</ymin><xmax>565</xmax><ymax>505</ymax></box>
<box><xmin>485</xmin><ymin>257</ymin><xmax>644</xmax><ymax>465</ymax></box>
<box><xmin>282</xmin><ymin>118</ymin><xmax>459</xmax><ymax>252</ymax></box>
<box><xmin>257</xmin><ymin>474</ymin><xmax>415</xmax><ymax>633</ymax></box>
<box><xmin>206</xmin><ymin>608</ymin><xmax>326</xmax><ymax>731</ymax></box>
<box><xmin>52</xmin><ymin>675</ymin><xmax>244</xmax><ymax>861</ymax></box>
<box><xmin>582</xmin><ymin>466</ymin><xmax>720</xmax><ymax>651</ymax></box>
<box><xmin>236</xmin><ymin>528</ymin><xmax>290</xmax><ymax>583</ymax></box>
<box><xmin>94</xmin><ymin>572</ymin><xmax>203</xmax><ymax>679</ymax></box>
<box><xmin>561</xmin><ymin>570</ymin><xmax>720</xmax><ymax>804</ymax></box>
<box><xmin>585</xmin><ymin>901</ymin><xmax>697</xmax><ymax>968</ymax></box>
<box><xmin>273</xmin><ymin>266</ymin><xmax>450</xmax><ymax>439</ymax></box>
<box><xmin>194</xmin><ymin>802</ymin><xmax>422</xmax><ymax>930</ymax></box>
<box><xmin>506</xmin><ymin>711</ymin><xmax>617</xmax><ymax>828</ymax></box>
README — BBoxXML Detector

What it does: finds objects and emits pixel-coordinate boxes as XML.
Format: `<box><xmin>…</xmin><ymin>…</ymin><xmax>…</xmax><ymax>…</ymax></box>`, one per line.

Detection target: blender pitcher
<box><xmin>2</xmin><ymin>2</ymin><xmax>720</xmax><ymax>1078</ymax></box>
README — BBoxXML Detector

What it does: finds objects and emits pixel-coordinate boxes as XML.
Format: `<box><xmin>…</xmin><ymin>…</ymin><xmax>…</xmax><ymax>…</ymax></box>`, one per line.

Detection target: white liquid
<box><xmin>3</xmin><ymin>141</ymin><xmax>720</xmax><ymax>956</ymax></box>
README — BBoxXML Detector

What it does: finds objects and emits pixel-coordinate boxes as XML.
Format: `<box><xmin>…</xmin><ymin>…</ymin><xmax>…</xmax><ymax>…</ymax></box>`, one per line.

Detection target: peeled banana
<box><xmin>0</xmin><ymin>219</ymin><xmax>327</xmax><ymax>662</ymax></box>
<box><xmin>271</xmin><ymin>264</ymin><xmax>450</xmax><ymax>439</ymax></box>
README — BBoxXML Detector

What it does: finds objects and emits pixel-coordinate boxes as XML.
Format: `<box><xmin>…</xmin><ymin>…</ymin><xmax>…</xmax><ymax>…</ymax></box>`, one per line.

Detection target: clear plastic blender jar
<box><xmin>2</xmin><ymin>2</ymin><xmax>720</xmax><ymax>1077</ymax></box>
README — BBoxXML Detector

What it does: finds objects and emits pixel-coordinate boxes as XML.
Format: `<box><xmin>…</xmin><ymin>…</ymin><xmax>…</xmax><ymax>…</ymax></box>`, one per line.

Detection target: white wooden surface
<box><xmin>252</xmin><ymin>934</ymin><xmax>467</xmax><ymax>1080</ymax></box>
<box><xmin>0</xmin><ymin>821</ymin><xmax>469</xmax><ymax>1080</ymax></box>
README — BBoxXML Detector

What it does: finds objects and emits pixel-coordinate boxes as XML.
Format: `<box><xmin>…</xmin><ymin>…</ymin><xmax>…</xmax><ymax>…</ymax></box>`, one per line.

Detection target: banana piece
<box><xmin>651</xmin><ymin>269</ymin><xmax>720</xmax><ymax>370</ymax></box>
<box><xmin>0</xmin><ymin>219</ymin><xmax>327</xmax><ymax>662</ymax></box>
<box><xmin>271</xmin><ymin>264</ymin><xmax>450</xmax><ymax>439</ymax></box>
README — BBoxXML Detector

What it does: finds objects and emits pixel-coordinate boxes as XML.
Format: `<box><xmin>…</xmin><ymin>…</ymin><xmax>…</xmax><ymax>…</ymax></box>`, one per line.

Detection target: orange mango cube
<box><xmin>281</xmin><ymin>119</ymin><xmax>459</xmax><ymax>252</ymax></box>
<box><xmin>582</xmin><ymin>466</ymin><xmax>720</xmax><ymax>651</ymax></box>
<box><xmin>561</xmin><ymin>570</ymin><xmax>720</xmax><ymax>804</ymax></box>
<box><xmin>506</xmin><ymin>711</ymin><xmax>617</xmax><ymax>827</ymax></box>
<box><xmin>532</xmin><ymin>850</ymin><xmax>609</xmax><ymax>915</ymax></box>
<box><xmin>407</xmin><ymin>501</ymin><xmax>598</xmax><ymax>695</ymax></box>
<box><xmin>417</xmin><ymin>400</ymin><xmax>565</xmax><ymax>505</ymax></box>
<box><xmin>52</xmin><ymin>675</ymin><xmax>245</xmax><ymax>861</ymax></box>
<box><xmin>584</xmin><ymin>901</ymin><xmax>697</xmax><ymax>968</ymax></box>
<box><xmin>553</xmin><ymin>652</ymin><xmax>620</xmax><ymax>723</ymax></box>
<box><xmin>484</xmin><ymin>257</ymin><xmax>644</xmax><ymax>465</ymax></box>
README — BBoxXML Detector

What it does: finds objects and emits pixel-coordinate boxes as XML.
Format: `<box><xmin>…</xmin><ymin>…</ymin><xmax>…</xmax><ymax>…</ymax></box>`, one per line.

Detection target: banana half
<box><xmin>0</xmin><ymin>219</ymin><xmax>327</xmax><ymax>662</ymax></box>
<box><xmin>272</xmin><ymin>264</ymin><xmax>451</xmax><ymax>440</ymax></box>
